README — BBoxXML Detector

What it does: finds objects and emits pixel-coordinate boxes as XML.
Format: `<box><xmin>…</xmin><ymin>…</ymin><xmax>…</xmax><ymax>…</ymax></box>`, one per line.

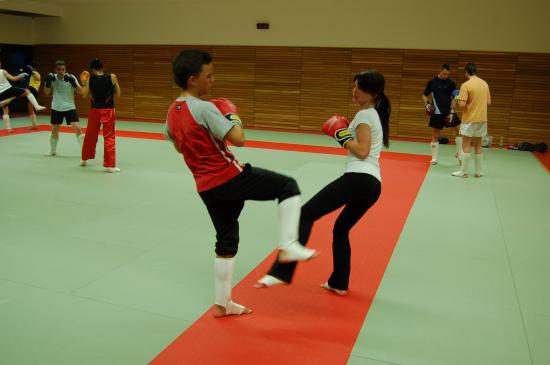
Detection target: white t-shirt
<box><xmin>345</xmin><ymin>107</ymin><xmax>383</xmax><ymax>181</ymax></box>
<box><xmin>51</xmin><ymin>77</ymin><xmax>78</xmax><ymax>112</ymax></box>
<box><xmin>0</xmin><ymin>69</ymin><xmax>13</xmax><ymax>93</ymax></box>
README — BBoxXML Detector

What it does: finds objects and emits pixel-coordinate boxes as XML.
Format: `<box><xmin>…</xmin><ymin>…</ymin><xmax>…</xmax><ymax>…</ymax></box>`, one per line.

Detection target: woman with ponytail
<box><xmin>256</xmin><ymin>70</ymin><xmax>390</xmax><ymax>295</ymax></box>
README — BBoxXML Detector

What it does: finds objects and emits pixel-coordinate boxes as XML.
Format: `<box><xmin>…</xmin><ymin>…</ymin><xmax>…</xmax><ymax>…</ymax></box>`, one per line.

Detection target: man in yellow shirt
<box><xmin>452</xmin><ymin>63</ymin><xmax>491</xmax><ymax>178</ymax></box>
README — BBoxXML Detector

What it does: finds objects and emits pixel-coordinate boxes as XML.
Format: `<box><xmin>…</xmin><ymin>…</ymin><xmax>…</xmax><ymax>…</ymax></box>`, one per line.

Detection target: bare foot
<box><xmin>213</xmin><ymin>304</ymin><xmax>252</xmax><ymax>318</ymax></box>
<box><xmin>321</xmin><ymin>282</ymin><xmax>348</xmax><ymax>296</ymax></box>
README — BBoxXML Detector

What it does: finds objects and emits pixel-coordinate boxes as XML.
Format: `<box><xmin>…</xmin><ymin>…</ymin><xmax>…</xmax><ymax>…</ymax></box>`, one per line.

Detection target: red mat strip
<box><xmin>149</xmin><ymin>153</ymin><xmax>429</xmax><ymax>365</ymax></box>
<box><xmin>534</xmin><ymin>152</ymin><xmax>550</xmax><ymax>174</ymax></box>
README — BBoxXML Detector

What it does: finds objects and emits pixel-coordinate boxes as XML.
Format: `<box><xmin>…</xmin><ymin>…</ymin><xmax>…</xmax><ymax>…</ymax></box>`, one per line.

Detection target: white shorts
<box><xmin>460</xmin><ymin>122</ymin><xmax>487</xmax><ymax>137</ymax></box>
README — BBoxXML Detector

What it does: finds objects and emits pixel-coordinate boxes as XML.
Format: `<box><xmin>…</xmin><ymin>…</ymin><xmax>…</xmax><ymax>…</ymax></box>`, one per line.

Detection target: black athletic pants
<box><xmin>266</xmin><ymin>172</ymin><xmax>381</xmax><ymax>290</ymax></box>
<box><xmin>199</xmin><ymin>164</ymin><xmax>300</xmax><ymax>257</ymax></box>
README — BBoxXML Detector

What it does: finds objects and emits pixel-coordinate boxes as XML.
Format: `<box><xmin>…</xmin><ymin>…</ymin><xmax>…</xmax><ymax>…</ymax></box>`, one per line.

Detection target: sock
<box><xmin>76</xmin><ymin>133</ymin><xmax>84</xmax><ymax>146</ymax></box>
<box><xmin>462</xmin><ymin>153</ymin><xmax>471</xmax><ymax>174</ymax></box>
<box><xmin>277</xmin><ymin>195</ymin><xmax>316</xmax><ymax>262</ymax></box>
<box><xmin>278</xmin><ymin>195</ymin><xmax>301</xmax><ymax>249</ymax></box>
<box><xmin>26</xmin><ymin>93</ymin><xmax>42</xmax><ymax>109</ymax></box>
<box><xmin>3</xmin><ymin>114</ymin><xmax>11</xmax><ymax>130</ymax></box>
<box><xmin>50</xmin><ymin>137</ymin><xmax>58</xmax><ymax>153</ymax></box>
<box><xmin>255</xmin><ymin>275</ymin><xmax>285</xmax><ymax>288</ymax></box>
<box><xmin>214</xmin><ymin>257</ymin><xmax>235</xmax><ymax>308</ymax></box>
<box><xmin>430</xmin><ymin>142</ymin><xmax>439</xmax><ymax>162</ymax></box>
<box><xmin>475</xmin><ymin>153</ymin><xmax>483</xmax><ymax>176</ymax></box>
<box><xmin>455</xmin><ymin>136</ymin><xmax>463</xmax><ymax>158</ymax></box>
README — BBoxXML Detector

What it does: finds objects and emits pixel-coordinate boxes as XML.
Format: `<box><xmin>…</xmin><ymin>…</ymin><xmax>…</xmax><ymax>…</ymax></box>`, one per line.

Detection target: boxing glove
<box><xmin>80</xmin><ymin>70</ymin><xmax>90</xmax><ymax>84</ymax></box>
<box><xmin>64</xmin><ymin>73</ymin><xmax>78</xmax><ymax>88</ymax></box>
<box><xmin>445</xmin><ymin>111</ymin><xmax>461</xmax><ymax>127</ymax></box>
<box><xmin>23</xmin><ymin>65</ymin><xmax>34</xmax><ymax>75</ymax></box>
<box><xmin>451</xmin><ymin>89</ymin><xmax>460</xmax><ymax>100</ymax></box>
<box><xmin>211</xmin><ymin>98</ymin><xmax>243</xmax><ymax>127</ymax></box>
<box><xmin>322</xmin><ymin>115</ymin><xmax>352</xmax><ymax>147</ymax></box>
<box><xmin>425</xmin><ymin>102</ymin><xmax>435</xmax><ymax>115</ymax></box>
<box><xmin>45</xmin><ymin>73</ymin><xmax>56</xmax><ymax>88</ymax></box>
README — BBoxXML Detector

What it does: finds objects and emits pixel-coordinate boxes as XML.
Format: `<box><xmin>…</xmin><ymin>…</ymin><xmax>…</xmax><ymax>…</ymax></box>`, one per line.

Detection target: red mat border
<box><xmin>0</xmin><ymin>122</ymin><xmax>437</xmax><ymax>143</ymax></box>
<box><xmin>0</xmin><ymin>125</ymin><xmax>427</xmax><ymax>158</ymax></box>
<box><xmin>534</xmin><ymin>152</ymin><xmax>550</xmax><ymax>174</ymax></box>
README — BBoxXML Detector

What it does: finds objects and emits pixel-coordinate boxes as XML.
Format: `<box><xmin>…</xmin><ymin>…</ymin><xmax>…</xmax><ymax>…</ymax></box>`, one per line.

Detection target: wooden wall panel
<box><xmin>254</xmin><ymin>47</ymin><xmax>302</xmax><ymax>129</ymax></box>
<box><xmin>399</xmin><ymin>50</ymin><xmax>459</xmax><ymax>139</ymax></box>
<box><xmin>509</xmin><ymin>53</ymin><xmax>550</xmax><ymax>144</ymax></box>
<box><xmin>132</xmin><ymin>46</ymin><xmax>173</xmax><ymax>120</ymax></box>
<box><xmin>210</xmin><ymin>46</ymin><xmax>256</xmax><ymax>127</ymax></box>
<box><xmin>350</xmin><ymin>49</ymin><xmax>403</xmax><ymax>135</ymax></box>
<box><xmin>299</xmin><ymin>48</ymin><xmax>351</xmax><ymax>130</ymax></box>
<box><xmin>32</xmin><ymin>45</ymin><xmax>550</xmax><ymax>144</ymax></box>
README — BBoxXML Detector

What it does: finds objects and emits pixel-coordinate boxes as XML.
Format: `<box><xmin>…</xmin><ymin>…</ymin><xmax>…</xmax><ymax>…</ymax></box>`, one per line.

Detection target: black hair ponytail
<box><xmin>376</xmin><ymin>92</ymin><xmax>391</xmax><ymax>148</ymax></box>
<box><xmin>354</xmin><ymin>70</ymin><xmax>391</xmax><ymax>147</ymax></box>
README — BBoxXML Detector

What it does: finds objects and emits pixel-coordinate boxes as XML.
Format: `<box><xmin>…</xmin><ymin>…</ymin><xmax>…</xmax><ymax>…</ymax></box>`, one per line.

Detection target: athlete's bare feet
<box><xmin>321</xmin><ymin>282</ymin><xmax>348</xmax><ymax>296</ymax></box>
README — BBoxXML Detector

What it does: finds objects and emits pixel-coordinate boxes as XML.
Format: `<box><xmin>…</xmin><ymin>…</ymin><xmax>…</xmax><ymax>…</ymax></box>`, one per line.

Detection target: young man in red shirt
<box><xmin>165</xmin><ymin>50</ymin><xmax>317</xmax><ymax>317</ymax></box>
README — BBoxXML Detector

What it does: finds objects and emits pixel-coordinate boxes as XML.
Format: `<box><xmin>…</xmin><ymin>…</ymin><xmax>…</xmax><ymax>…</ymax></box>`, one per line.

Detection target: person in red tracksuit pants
<box><xmin>80</xmin><ymin>58</ymin><xmax>122</xmax><ymax>173</ymax></box>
